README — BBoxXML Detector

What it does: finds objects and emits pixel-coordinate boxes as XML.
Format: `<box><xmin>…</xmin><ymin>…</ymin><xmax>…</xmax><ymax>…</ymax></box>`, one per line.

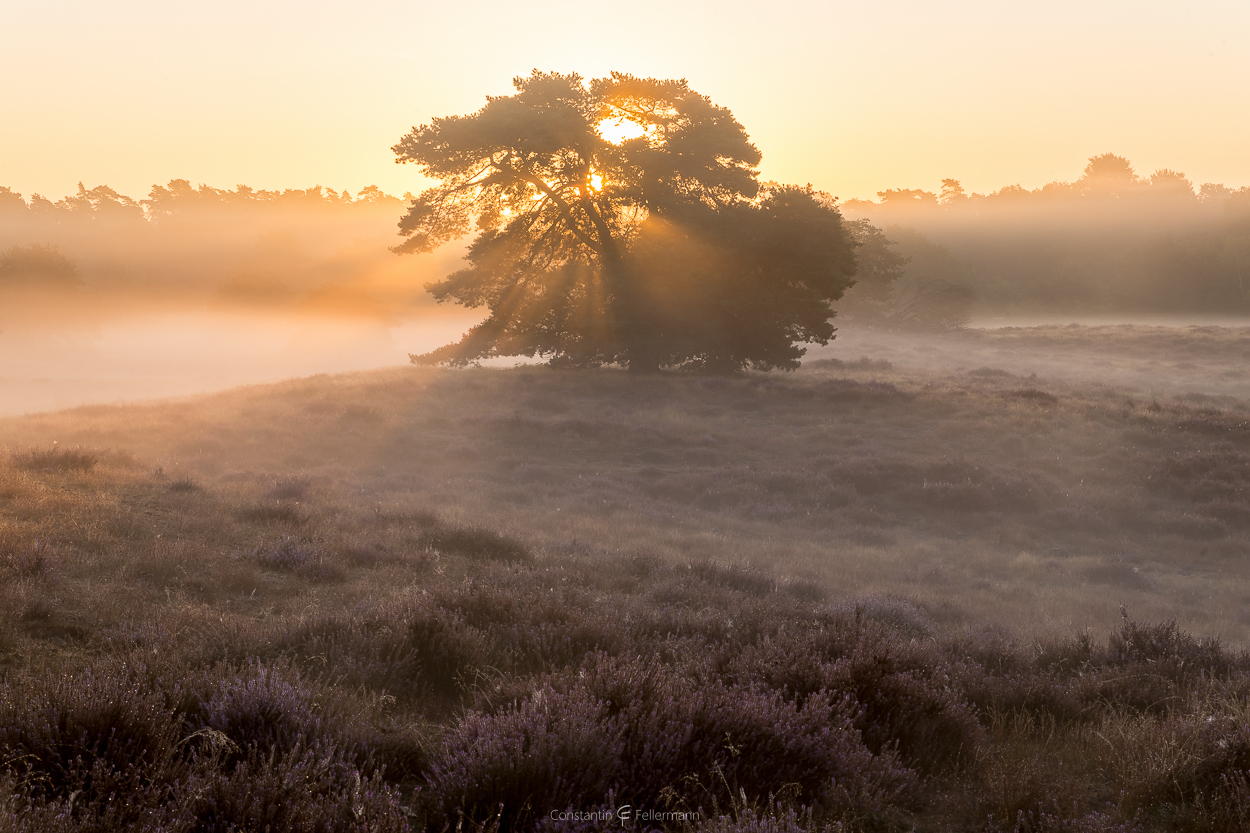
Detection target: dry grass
<box><xmin>3</xmin><ymin>326</ymin><xmax>1248</xmax><ymax>643</ymax></box>
<box><xmin>1</xmin><ymin>324</ymin><xmax>1249</xmax><ymax>830</ymax></box>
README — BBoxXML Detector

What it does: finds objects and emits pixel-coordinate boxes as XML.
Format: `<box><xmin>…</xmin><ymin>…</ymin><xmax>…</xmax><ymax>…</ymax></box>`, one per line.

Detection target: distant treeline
<box><xmin>0</xmin><ymin>181</ymin><xmax>462</xmax><ymax>316</ymax></box>
<box><xmin>4</xmin><ymin>158</ymin><xmax>1249</xmax><ymax>322</ymax></box>
<box><xmin>840</xmin><ymin>154</ymin><xmax>1250</xmax><ymax>319</ymax></box>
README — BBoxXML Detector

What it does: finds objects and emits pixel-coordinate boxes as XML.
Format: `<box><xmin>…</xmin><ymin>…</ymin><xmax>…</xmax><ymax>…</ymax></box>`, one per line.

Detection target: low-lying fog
<box><xmin>813</xmin><ymin>319</ymin><xmax>1250</xmax><ymax>402</ymax></box>
<box><xmin>0</xmin><ymin>309</ymin><xmax>481</xmax><ymax>417</ymax></box>
<box><xmin>5</xmin><ymin>307</ymin><xmax>1250</xmax><ymax>419</ymax></box>
<box><xmin>5</xmin><ymin>166</ymin><xmax>1248</xmax><ymax>415</ymax></box>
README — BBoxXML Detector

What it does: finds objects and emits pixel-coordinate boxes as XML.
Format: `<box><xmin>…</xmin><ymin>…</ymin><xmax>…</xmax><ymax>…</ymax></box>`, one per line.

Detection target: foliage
<box><xmin>0</xmin><ymin>244</ymin><xmax>81</xmax><ymax>288</ymax></box>
<box><xmin>394</xmin><ymin>71</ymin><xmax>858</xmax><ymax>371</ymax></box>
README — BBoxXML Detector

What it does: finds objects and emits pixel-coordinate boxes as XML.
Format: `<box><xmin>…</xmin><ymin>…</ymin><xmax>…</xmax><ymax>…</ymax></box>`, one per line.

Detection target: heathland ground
<box><xmin>2</xmin><ymin>323</ymin><xmax>1250</xmax><ymax>831</ymax></box>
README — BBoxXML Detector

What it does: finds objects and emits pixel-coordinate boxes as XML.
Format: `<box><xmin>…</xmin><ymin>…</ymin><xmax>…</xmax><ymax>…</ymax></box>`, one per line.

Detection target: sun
<box><xmin>596</xmin><ymin>117</ymin><xmax>648</xmax><ymax>145</ymax></box>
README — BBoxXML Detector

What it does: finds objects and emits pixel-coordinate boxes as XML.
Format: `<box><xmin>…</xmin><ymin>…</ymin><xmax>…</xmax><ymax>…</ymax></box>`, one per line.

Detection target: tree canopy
<box><xmin>394</xmin><ymin>71</ymin><xmax>858</xmax><ymax>372</ymax></box>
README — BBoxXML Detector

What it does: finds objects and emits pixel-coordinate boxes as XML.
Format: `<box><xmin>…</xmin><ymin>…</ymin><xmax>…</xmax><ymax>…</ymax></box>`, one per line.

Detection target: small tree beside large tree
<box><xmin>394</xmin><ymin>71</ymin><xmax>858</xmax><ymax>372</ymax></box>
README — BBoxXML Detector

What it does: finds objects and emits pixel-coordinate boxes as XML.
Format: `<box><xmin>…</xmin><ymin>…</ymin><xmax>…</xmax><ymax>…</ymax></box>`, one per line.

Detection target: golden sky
<box><xmin>4</xmin><ymin>0</ymin><xmax>1249</xmax><ymax>203</ymax></box>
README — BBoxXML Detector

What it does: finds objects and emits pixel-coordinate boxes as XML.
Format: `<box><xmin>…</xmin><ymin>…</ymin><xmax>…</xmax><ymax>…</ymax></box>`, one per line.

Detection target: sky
<box><xmin>3</xmin><ymin>0</ymin><xmax>1250</xmax><ymax>204</ymax></box>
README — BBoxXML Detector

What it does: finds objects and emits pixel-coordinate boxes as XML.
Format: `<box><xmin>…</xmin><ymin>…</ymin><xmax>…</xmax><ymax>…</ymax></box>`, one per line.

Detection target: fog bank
<box><xmin>0</xmin><ymin>309</ymin><xmax>480</xmax><ymax>417</ymax></box>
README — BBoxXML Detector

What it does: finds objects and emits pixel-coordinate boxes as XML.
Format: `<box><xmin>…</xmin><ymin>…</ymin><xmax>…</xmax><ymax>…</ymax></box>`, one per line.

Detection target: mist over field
<box><xmin>3</xmin><ymin>152</ymin><xmax>1249</xmax><ymax>416</ymax></box>
<box><xmin>0</xmin><ymin>182</ymin><xmax>487</xmax><ymax>414</ymax></box>
<box><xmin>0</xmin><ymin>308</ymin><xmax>484</xmax><ymax>417</ymax></box>
<box><xmin>4</xmin><ymin>0</ymin><xmax>1250</xmax><ymax>820</ymax></box>
<box><xmin>5</xmin><ymin>162</ymin><xmax>1250</xmax><ymax>831</ymax></box>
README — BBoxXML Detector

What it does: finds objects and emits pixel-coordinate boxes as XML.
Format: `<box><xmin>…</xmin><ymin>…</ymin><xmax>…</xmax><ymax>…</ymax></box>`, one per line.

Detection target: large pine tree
<box><xmin>394</xmin><ymin>71</ymin><xmax>858</xmax><ymax>372</ymax></box>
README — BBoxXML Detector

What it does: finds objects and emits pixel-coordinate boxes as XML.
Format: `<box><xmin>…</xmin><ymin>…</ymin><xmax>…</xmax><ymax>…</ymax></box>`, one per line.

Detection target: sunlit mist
<box><xmin>4</xmin><ymin>8</ymin><xmax>1250</xmax><ymax>825</ymax></box>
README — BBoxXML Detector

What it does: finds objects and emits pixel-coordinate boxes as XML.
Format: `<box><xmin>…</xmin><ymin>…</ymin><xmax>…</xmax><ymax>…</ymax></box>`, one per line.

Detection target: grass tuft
<box><xmin>10</xmin><ymin>446</ymin><xmax>98</xmax><ymax>472</ymax></box>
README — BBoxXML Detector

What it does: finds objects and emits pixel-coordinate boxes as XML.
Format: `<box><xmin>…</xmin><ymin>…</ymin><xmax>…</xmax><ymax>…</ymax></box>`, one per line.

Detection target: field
<box><xmin>3</xmin><ymin>323</ymin><xmax>1250</xmax><ymax>831</ymax></box>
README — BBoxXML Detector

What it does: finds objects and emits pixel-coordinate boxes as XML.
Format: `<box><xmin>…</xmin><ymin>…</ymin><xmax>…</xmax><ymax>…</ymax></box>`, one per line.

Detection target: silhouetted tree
<box><xmin>393</xmin><ymin>71</ymin><xmax>858</xmax><ymax>372</ymax></box>
<box><xmin>1147</xmin><ymin>169</ymin><xmax>1196</xmax><ymax>200</ymax></box>
<box><xmin>0</xmin><ymin>187</ymin><xmax>27</xmax><ymax>216</ymax></box>
<box><xmin>876</xmin><ymin>188</ymin><xmax>938</xmax><ymax>209</ymax></box>
<box><xmin>1080</xmin><ymin>153</ymin><xmax>1138</xmax><ymax>198</ymax></box>
<box><xmin>939</xmin><ymin>179</ymin><xmax>967</xmax><ymax>205</ymax></box>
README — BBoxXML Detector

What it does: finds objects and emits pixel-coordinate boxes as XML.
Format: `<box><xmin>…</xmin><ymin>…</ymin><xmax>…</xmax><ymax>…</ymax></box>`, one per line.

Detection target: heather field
<box><xmin>3</xmin><ymin>324</ymin><xmax>1250</xmax><ymax>831</ymax></box>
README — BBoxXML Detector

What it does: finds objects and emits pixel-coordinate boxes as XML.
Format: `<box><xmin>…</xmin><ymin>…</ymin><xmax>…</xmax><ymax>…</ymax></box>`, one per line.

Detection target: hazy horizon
<box><xmin>7</xmin><ymin>6</ymin><xmax>1250</xmax><ymax>824</ymax></box>
<box><xmin>4</xmin><ymin>1</ymin><xmax>1250</xmax><ymax>410</ymax></box>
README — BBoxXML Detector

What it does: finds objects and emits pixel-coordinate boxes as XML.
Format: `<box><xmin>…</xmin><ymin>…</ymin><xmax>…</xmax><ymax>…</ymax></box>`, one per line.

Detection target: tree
<box><xmin>875</xmin><ymin>188</ymin><xmax>938</xmax><ymax>209</ymax></box>
<box><xmin>393</xmin><ymin>71</ymin><xmax>858</xmax><ymax>372</ymax></box>
<box><xmin>1147</xmin><ymin>169</ymin><xmax>1196</xmax><ymax>200</ymax></box>
<box><xmin>1079</xmin><ymin>153</ymin><xmax>1138</xmax><ymax>198</ymax></box>
<box><xmin>938</xmin><ymin>179</ymin><xmax>967</xmax><ymax>205</ymax></box>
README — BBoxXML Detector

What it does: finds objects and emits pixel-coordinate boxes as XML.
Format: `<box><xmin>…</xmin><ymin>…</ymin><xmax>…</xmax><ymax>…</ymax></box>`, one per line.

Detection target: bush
<box><xmin>0</xmin><ymin>658</ymin><xmax>411</xmax><ymax>831</ymax></box>
<box><xmin>0</xmin><ymin>534</ymin><xmax>58</xmax><ymax>582</ymax></box>
<box><xmin>196</xmin><ymin>662</ymin><xmax>326</xmax><ymax>755</ymax></box>
<box><xmin>425</xmin><ymin>654</ymin><xmax>917</xmax><ymax>830</ymax></box>
<box><xmin>423</xmin><ymin>523</ymin><xmax>530</xmax><ymax>563</ymax></box>
<box><xmin>266</xmin><ymin>475</ymin><xmax>312</xmax><ymax>500</ymax></box>
<box><xmin>425</xmin><ymin>684</ymin><xmax>617</xmax><ymax>829</ymax></box>
<box><xmin>262</xmin><ymin>597</ymin><xmax>493</xmax><ymax>706</ymax></box>
<box><xmin>10</xmin><ymin>447</ymin><xmax>98</xmax><ymax>473</ymax></box>
<box><xmin>0</xmin><ymin>662</ymin><xmax>184</xmax><ymax>810</ymax></box>
<box><xmin>730</xmin><ymin>624</ymin><xmax>984</xmax><ymax>774</ymax></box>
<box><xmin>173</xmin><ymin>741</ymin><xmax>408</xmax><ymax>833</ymax></box>
<box><xmin>695</xmin><ymin>806</ymin><xmax>816</xmax><ymax>833</ymax></box>
<box><xmin>234</xmin><ymin>537</ymin><xmax>345</xmax><ymax>581</ymax></box>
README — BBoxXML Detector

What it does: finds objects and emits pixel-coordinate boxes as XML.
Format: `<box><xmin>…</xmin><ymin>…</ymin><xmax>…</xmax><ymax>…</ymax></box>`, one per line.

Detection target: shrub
<box><xmin>423</xmin><ymin>523</ymin><xmax>530</xmax><ymax>563</ymax></box>
<box><xmin>1103</xmin><ymin>614</ymin><xmax>1232</xmax><ymax>680</ymax></box>
<box><xmin>695</xmin><ymin>806</ymin><xmax>816</xmax><ymax>833</ymax></box>
<box><xmin>173</xmin><ymin>741</ymin><xmax>409</xmax><ymax>833</ymax></box>
<box><xmin>0</xmin><ymin>534</ymin><xmax>58</xmax><ymax>582</ymax></box>
<box><xmin>11</xmin><ymin>446</ymin><xmax>98</xmax><ymax>473</ymax></box>
<box><xmin>267</xmin><ymin>475</ymin><xmax>311</xmax><ymax>500</ymax></box>
<box><xmin>340</xmin><ymin>542</ymin><xmax>409</xmax><ymax>568</ymax></box>
<box><xmin>434</xmin><ymin>583</ymin><xmax>624</xmax><ymax>674</ymax></box>
<box><xmin>264</xmin><ymin>598</ymin><xmax>493</xmax><ymax>705</ymax></box>
<box><xmin>197</xmin><ymin>662</ymin><xmax>325</xmax><ymax>754</ymax></box>
<box><xmin>426</xmin><ymin>654</ymin><xmax>917</xmax><ymax>830</ymax></box>
<box><xmin>0</xmin><ymin>662</ymin><xmax>183</xmax><ymax>810</ymax></box>
<box><xmin>425</xmin><ymin>684</ymin><xmax>619</xmax><ymax>829</ymax></box>
<box><xmin>1102</xmin><ymin>706</ymin><xmax>1250</xmax><ymax>828</ymax></box>
<box><xmin>688</xmin><ymin>559</ymin><xmax>776</xmax><ymax>597</ymax></box>
<box><xmin>1073</xmin><ymin>613</ymin><xmax>1241</xmax><ymax>715</ymax></box>
<box><xmin>235</xmin><ymin>537</ymin><xmax>344</xmax><ymax>581</ymax></box>
<box><xmin>730</xmin><ymin>625</ymin><xmax>984</xmax><ymax>774</ymax></box>
<box><xmin>1008</xmin><ymin>388</ymin><xmax>1060</xmax><ymax>405</ymax></box>
<box><xmin>403</xmin><ymin>606</ymin><xmax>494</xmax><ymax>699</ymax></box>
<box><xmin>825</xmin><ymin>595</ymin><xmax>933</xmax><ymax>640</ymax></box>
